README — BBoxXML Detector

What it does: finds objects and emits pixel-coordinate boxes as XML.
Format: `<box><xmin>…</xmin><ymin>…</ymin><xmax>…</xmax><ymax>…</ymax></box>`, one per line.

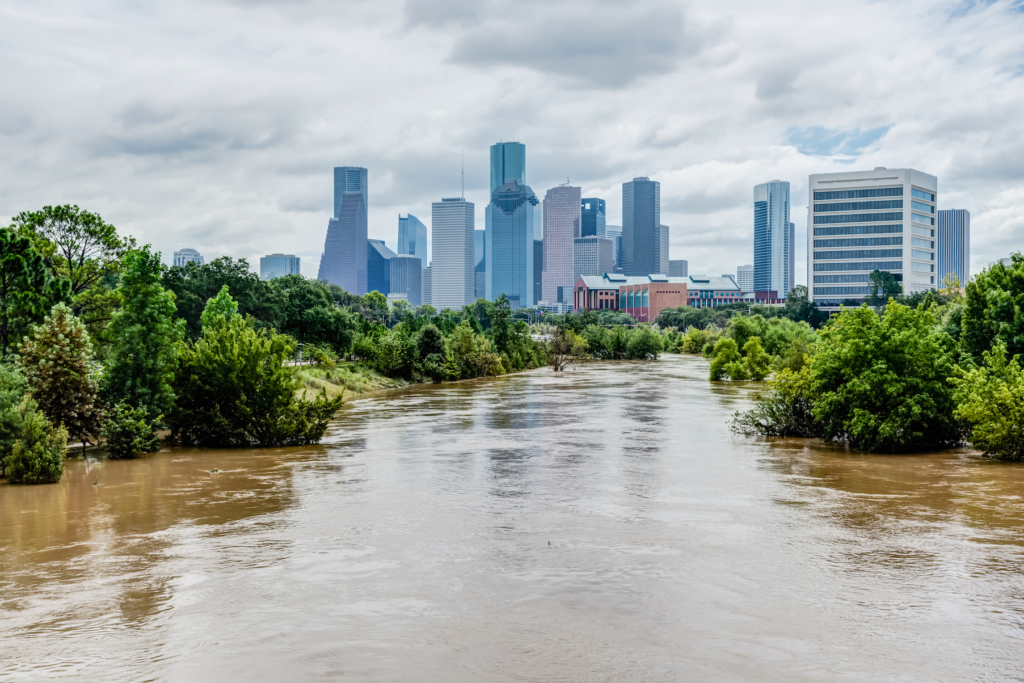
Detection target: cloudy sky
<box><xmin>1</xmin><ymin>0</ymin><xmax>1022</xmax><ymax>283</ymax></box>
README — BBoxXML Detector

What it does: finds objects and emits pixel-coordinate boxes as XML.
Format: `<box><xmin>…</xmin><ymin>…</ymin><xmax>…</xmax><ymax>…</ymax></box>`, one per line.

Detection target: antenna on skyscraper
<box><xmin>461</xmin><ymin>148</ymin><xmax>464</xmax><ymax>199</ymax></box>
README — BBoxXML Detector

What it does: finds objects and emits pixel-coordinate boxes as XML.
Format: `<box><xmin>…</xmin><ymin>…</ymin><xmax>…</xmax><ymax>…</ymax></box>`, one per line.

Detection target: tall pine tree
<box><xmin>0</xmin><ymin>227</ymin><xmax>69</xmax><ymax>355</ymax></box>
<box><xmin>101</xmin><ymin>246</ymin><xmax>185</xmax><ymax>424</ymax></box>
<box><xmin>18</xmin><ymin>303</ymin><xmax>103</xmax><ymax>452</ymax></box>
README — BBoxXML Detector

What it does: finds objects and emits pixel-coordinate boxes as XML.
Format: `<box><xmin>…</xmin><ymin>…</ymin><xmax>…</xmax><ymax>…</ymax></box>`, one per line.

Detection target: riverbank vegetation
<box><xmin>733</xmin><ymin>259</ymin><xmax>1024</xmax><ymax>459</ymax></box>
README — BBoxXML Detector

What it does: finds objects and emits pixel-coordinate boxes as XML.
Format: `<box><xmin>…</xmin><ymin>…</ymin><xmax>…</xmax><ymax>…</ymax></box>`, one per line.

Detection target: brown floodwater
<box><xmin>1</xmin><ymin>354</ymin><xmax>1023</xmax><ymax>682</ymax></box>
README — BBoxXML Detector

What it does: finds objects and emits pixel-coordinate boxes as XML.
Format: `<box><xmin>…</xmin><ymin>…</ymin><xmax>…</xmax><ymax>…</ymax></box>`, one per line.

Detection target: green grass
<box><xmin>295</xmin><ymin>361</ymin><xmax>407</xmax><ymax>400</ymax></box>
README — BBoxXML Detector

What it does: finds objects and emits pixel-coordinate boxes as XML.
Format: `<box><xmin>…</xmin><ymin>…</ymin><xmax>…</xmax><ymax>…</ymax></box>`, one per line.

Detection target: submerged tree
<box><xmin>950</xmin><ymin>342</ymin><xmax>1024</xmax><ymax>461</ymax></box>
<box><xmin>0</xmin><ymin>227</ymin><xmax>70</xmax><ymax>355</ymax></box>
<box><xmin>5</xmin><ymin>400</ymin><xmax>67</xmax><ymax>485</ymax></box>
<box><xmin>18</xmin><ymin>303</ymin><xmax>103</xmax><ymax>453</ymax></box>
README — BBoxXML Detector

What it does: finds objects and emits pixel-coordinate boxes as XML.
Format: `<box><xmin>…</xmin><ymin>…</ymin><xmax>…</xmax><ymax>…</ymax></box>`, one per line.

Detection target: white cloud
<box><xmin>0</xmin><ymin>0</ymin><xmax>1022</xmax><ymax>282</ymax></box>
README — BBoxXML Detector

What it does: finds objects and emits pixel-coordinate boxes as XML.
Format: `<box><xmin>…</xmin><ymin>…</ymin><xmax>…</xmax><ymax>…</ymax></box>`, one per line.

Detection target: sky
<box><xmin>1</xmin><ymin>0</ymin><xmax>1023</xmax><ymax>285</ymax></box>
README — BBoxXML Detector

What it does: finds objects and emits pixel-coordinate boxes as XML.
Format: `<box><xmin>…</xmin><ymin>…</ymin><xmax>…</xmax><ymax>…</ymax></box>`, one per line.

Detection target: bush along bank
<box><xmin>732</xmin><ymin>257</ymin><xmax>1024</xmax><ymax>459</ymax></box>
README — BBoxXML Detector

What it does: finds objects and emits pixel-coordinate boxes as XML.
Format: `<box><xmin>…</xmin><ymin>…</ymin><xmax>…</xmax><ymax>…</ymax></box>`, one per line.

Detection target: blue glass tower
<box><xmin>398</xmin><ymin>214</ymin><xmax>428</xmax><ymax>264</ymax></box>
<box><xmin>486</xmin><ymin>179</ymin><xmax>538</xmax><ymax>309</ymax></box>
<box><xmin>938</xmin><ymin>209</ymin><xmax>970</xmax><ymax>287</ymax></box>
<box><xmin>622</xmin><ymin>178</ymin><xmax>660</xmax><ymax>276</ymax></box>
<box><xmin>753</xmin><ymin>180</ymin><xmax>791</xmax><ymax>295</ymax></box>
<box><xmin>367</xmin><ymin>239</ymin><xmax>396</xmax><ymax>296</ymax></box>
<box><xmin>490</xmin><ymin>142</ymin><xmax>526</xmax><ymax>192</ymax></box>
<box><xmin>581</xmin><ymin>198</ymin><xmax>606</xmax><ymax>238</ymax></box>
<box><xmin>320</xmin><ymin>166</ymin><xmax>368</xmax><ymax>294</ymax></box>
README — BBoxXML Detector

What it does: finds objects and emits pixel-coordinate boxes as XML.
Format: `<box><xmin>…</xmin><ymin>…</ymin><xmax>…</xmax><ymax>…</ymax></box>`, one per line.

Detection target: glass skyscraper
<box><xmin>260</xmin><ymin>253</ymin><xmax>300</xmax><ymax>280</ymax></box>
<box><xmin>319</xmin><ymin>166</ymin><xmax>368</xmax><ymax>295</ymax></box>
<box><xmin>622</xmin><ymin>178</ymin><xmax>661</xmax><ymax>276</ymax></box>
<box><xmin>390</xmin><ymin>255</ymin><xmax>422</xmax><ymax>306</ymax></box>
<box><xmin>542</xmin><ymin>185</ymin><xmax>581</xmax><ymax>304</ymax></box>
<box><xmin>398</xmin><ymin>214</ymin><xmax>428</xmax><ymax>265</ymax></box>
<box><xmin>431</xmin><ymin>197</ymin><xmax>475</xmax><ymax>311</ymax></box>
<box><xmin>753</xmin><ymin>180</ymin><xmax>791</xmax><ymax>295</ymax></box>
<box><xmin>487</xmin><ymin>180</ymin><xmax>538</xmax><ymax>309</ymax></box>
<box><xmin>581</xmin><ymin>198</ymin><xmax>606</xmax><ymax>238</ymax></box>
<box><xmin>173</xmin><ymin>248</ymin><xmax>204</xmax><ymax>267</ymax></box>
<box><xmin>367</xmin><ymin>239</ymin><xmax>396</xmax><ymax>295</ymax></box>
<box><xmin>938</xmin><ymin>209</ymin><xmax>970</xmax><ymax>287</ymax></box>
<box><xmin>490</xmin><ymin>142</ymin><xmax>526</xmax><ymax>192</ymax></box>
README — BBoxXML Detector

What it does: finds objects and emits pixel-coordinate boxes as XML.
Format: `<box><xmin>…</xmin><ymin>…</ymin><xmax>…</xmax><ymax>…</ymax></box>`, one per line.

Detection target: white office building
<box><xmin>574</xmin><ymin>236</ymin><xmax>614</xmax><ymax>280</ymax></box>
<box><xmin>173</xmin><ymin>248</ymin><xmax>204</xmax><ymax>267</ymax></box>
<box><xmin>260</xmin><ymin>253</ymin><xmax>300</xmax><ymax>280</ymax></box>
<box><xmin>736</xmin><ymin>264</ymin><xmax>754</xmax><ymax>292</ymax></box>
<box><xmin>808</xmin><ymin>168</ymin><xmax>938</xmax><ymax>310</ymax></box>
<box><xmin>431</xmin><ymin>198</ymin><xmax>475</xmax><ymax>311</ymax></box>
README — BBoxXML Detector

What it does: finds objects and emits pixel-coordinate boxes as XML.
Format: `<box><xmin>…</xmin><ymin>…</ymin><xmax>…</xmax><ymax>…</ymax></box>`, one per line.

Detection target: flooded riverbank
<box><xmin>1</xmin><ymin>355</ymin><xmax>1022</xmax><ymax>681</ymax></box>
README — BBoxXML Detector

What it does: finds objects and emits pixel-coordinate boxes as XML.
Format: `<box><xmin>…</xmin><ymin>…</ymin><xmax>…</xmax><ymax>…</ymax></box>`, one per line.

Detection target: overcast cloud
<box><xmin>1</xmin><ymin>0</ymin><xmax>1022</xmax><ymax>283</ymax></box>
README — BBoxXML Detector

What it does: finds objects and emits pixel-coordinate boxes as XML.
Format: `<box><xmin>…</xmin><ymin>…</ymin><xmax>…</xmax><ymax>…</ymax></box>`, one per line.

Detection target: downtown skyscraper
<box><xmin>431</xmin><ymin>197</ymin><xmax>475</xmax><ymax>311</ymax></box>
<box><xmin>398</xmin><ymin>214</ymin><xmax>428</xmax><ymax>265</ymax></box>
<box><xmin>319</xmin><ymin>166</ymin><xmax>368</xmax><ymax>295</ymax></box>
<box><xmin>490</xmin><ymin>142</ymin><xmax>526</xmax><ymax>192</ymax></box>
<box><xmin>938</xmin><ymin>209</ymin><xmax>970</xmax><ymax>287</ymax></box>
<box><xmin>753</xmin><ymin>180</ymin><xmax>791</xmax><ymax>296</ymax></box>
<box><xmin>542</xmin><ymin>184</ymin><xmax>581</xmax><ymax>304</ymax></box>
<box><xmin>487</xmin><ymin>180</ymin><xmax>538</xmax><ymax>309</ymax></box>
<box><xmin>622</xmin><ymin>177</ymin><xmax>663</xmax><ymax>276</ymax></box>
<box><xmin>581</xmin><ymin>198</ymin><xmax>606</xmax><ymax>238</ymax></box>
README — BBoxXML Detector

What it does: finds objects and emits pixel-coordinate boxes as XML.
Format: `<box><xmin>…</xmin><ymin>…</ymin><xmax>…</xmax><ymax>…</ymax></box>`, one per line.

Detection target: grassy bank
<box><xmin>296</xmin><ymin>362</ymin><xmax>408</xmax><ymax>400</ymax></box>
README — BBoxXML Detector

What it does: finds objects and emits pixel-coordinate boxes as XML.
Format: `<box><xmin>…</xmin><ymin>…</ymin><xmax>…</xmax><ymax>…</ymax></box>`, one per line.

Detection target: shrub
<box><xmin>101</xmin><ymin>402</ymin><xmax>160</xmax><ymax>459</ymax></box>
<box><xmin>742</xmin><ymin>337</ymin><xmax>772</xmax><ymax>381</ymax></box>
<box><xmin>950</xmin><ymin>342</ymin><xmax>1024</xmax><ymax>461</ymax></box>
<box><xmin>625</xmin><ymin>326</ymin><xmax>663</xmax><ymax>360</ymax></box>
<box><xmin>732</xmin><ymin>367</ymin><xmax>819</xmax><ymax>438</ymax></box>
<box><xmin>0</xmin><ymin>363</ymin><xmax>28</xmax><ymax>477</ymax></box>
<box><xmin>5</xmin><ymin>401</ymin><xmax>67</xmax><ymax>484</ymax></box>
<box><xmin>709</xmin><ymin>338</ymin><xmax>741</xmax><ymax>381</ymax></box>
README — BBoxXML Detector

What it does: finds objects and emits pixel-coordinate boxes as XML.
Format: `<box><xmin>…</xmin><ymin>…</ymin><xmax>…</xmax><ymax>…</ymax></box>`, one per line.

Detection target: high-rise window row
<box><xmin>814</xmin><ymin>237</ymin><xmax>902</xmax><ymax>248</ymax></box>
<box><xmin>911</xmin><ymin>201</ymin><xmax>934</xmax><ymax>213</ymax></box>
<box><xmin>814</xmin><ymin>212</ymin><xmax>904</xmax><ymax>224</ymax></box>
<box><xmin>911</xmin><ymin>189</ymin><xmax>935</xmax><ymax>202</ymax></box>
<box><xmin>814</xmin><ymin>187</ymin><xmax>903</xmax><ymax>200</ymax></box>
<box><xmin>814</xmin><ymin>224</ymin><xmax>903</xmax><ymax>236</ymax></box>
<box><xmin>813</xmin><ymin>200</ymin><xmax>903</xmax><ymax>212</ymax></box>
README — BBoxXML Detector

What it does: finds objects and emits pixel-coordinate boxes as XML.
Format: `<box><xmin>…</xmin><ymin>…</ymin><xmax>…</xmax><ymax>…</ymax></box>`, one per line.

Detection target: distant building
<box><xmin>938</xmin><ymin>209</ymin><xmax>970</xmax><ymax>286</ymax></box>
<box><xmin>490</xmin><ymin>142</ymin><xmax>526</xmax><ymax>192</ymax></box>
<box><xmin>488</xmin><ymin>180</ymin><xmax>539</xmax><ymax>309</ymax></box>
<box><xmin>622</xmin><ymin>178</ymin><xmax>662</xmax><ymax>276</ymax></box>
<box><xmin>173</xmin><ymin>248</ymin><xmax>204</xmax><ymax>267</ymax></box>
<box><xmin>754</xmin><ymin>180</ymin><xmax>792</xmax><ymax>297</ymax></box>
<box><xmin>574</xmin><ymin>274</ymin><xmax>688</xmax><ymax>323</ymax></box>
<box><xmin>542</xmin><ymin>184</ymin><xmax>581</xmax><ymax>305</ymax></box>
<box><xmin>319</xmin><ymin>166</ymin><xmax>368</xmax><ymax>294</ymax></box>
<box><xmin>606</xmin><ymin>226</ymin><xmax>622</xmax><ymax>271</ymax></box>
<box><xmin>736</xmin><ymin>264</ymin><xmax>754</xmax><ymax>292</ymax></box>
<box><xmin>432</xmin><ymin>198</ymin><xmax>474</xmax><ymax>311</ymax></box>
<box><xmin>390</xmin><ymin>255</ymin><xmax>422</xmax><ymax>307</ymax></box>
<box><xmin>422</xmin><ymin>266</ymin><xmax>432</xmax><ymax>306</ymax></box>
<box><xmin>574</xmin><ymin>237</ymin><xmax>614</xmax><ymax>280</ymax></box>
<box><xmin>669</xmin><ymin>260</ymin><xmax>688</xmax><ymax>278</ymax></box>
<box><xmin>581</xmin><ymin>198</ymin><xmax>606</xmax><ymax>238</ymax></box>
<box><xmin>398</xmin><ymin>214</ymin><xmax>428</xmax><ymax>265</ymax></box>
<box><xmin>659</xmin><ymin>224</ymin><xmax>669</xmax><ymax>275</ymax></box>
<box><xmin>1000</xmin><ymin>257</ymin><xmax>1014</xmax><ymax>267</ymax></box>
<box><xmin>260</xmin><ymin>253</ymin><xmax>300</xmax><ymax>280</ymax></box>
<box><xmin>474</xmin><ymin>230</ymin><xmax>486</xmax><ymax>299</ymax></box>
<box><xmin>789</xmin><ymin>221</ymin><xmax>796</xmax><ymax>294</ymax></box>
<box><xmin>533</xmin><ymin>239</ymin><xmax>543</xmax><ymax>305</ymax></box>
<box><xmin>367</xmin><ymin>239</ymin><xmax>397</xmax><ymax>295</ymax></box>
<box><xmin>808</xmin><ymin>167</ymin><xmax>937</xmax><ymax>310</ymax></box>
<box><xmin>474</xmin><ymin>230</ymin><xmax>485</xmax><ymax>267</ymax></box>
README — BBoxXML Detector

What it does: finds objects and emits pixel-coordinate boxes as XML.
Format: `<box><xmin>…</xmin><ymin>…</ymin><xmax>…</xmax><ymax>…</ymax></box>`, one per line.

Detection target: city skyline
<box><xmin>2</xmin><ymin>1</ymin><xmax>1022</xmax><ymax>285</ymax></box>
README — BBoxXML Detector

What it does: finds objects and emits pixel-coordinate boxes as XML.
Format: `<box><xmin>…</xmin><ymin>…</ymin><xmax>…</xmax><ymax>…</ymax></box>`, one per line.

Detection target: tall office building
<box><xmin>581</xmin><ymin>198</ymin><xmax>606</xmax><ymax>238</ymax></box>
<box><xmin>659</xmin><ymin>224</ymin><xmax>670</xmax><ymax>275</ymax></box>
<box><xmin>260</xmin><ymin>253</ymin><xmax>300</xmax><ymax>280</ymax></box>
<box><xmin>938</xmin><ymin>209</ymin><xmax>970</xmax><ymax>286</ymax></box>
<box><xmin>398</xmin><ymin>214</ymin><xmax>428</xmax><ymax>264</ymax></box>
<box><xmin>542</xmin><ymin>185</ymin><xmax>581</xmax><ymax>304</ymax></box>
<box><xmin>533</xmin><ymin>239</ymin><xmax>543</xmax><ymax>304</ymax></box>
<box><xmin>432</xmin><ymin>197</ymin><xmax>475</xmax><ymax>310</ymax></box>
<box><xmin>390</xmin><ymin>255</ymin><xmax>422</xmax><ymax>307</ymax></box>
<box><xmin>753</xmin><ymin>180</ymin><xmax>792</xmax><ymax>296</ymax></box>
<box><xmin>606</xmin><ymin>226</ymin><xmax>622</xmax><ymax>271</ymax></box>
<box><xmin>422</xmin><ymin>266</ymin><xmax>432</xmax><ymax>306</ymax></box>
<box><xmin>736</xmin><ymin>264</ymin><xmax>754</xmax><ymax>292</ymax></box>
<box><xmin>574</xmin><ymin>236</ymin><xmax>614</xmax><ymax>279</ymax></box>
<box><xmin>669</xmin><ymin>260</ymin><xmax>688</xmax><ymax>278</ymax></box>
<box><xmin>173</xmin><ymin>248</ymin><xmax>204</xmax><ymax>267</ymax></box>
<box><xmin>490</xmin><ymin>142</ymin><xmax>526</xmax><ymax>192</ymax></box>
<box><xmin>474</xmin><ymin>230</ymin><xmax>486</xmax><ymax>299</ymax></box>
<box><xmin>319</xmin><ymin>166</ymin><xmax>368</xmax><ymax>294</ymax></box>
<box><xmin>487</xmin><ymin>180</ymin><xmax>538</xmax><ymax>309</ymax></box>
<box><xmin>475</xmin><ymin>230</ymin><xmax>485</xmax><ymax>266</ymax></box>
<box><xmin>622</xmin><ymin>178</ymin><xmax>661</xmax><ymax>276</ymax></box>
<box><xmin>808</xmin><ymin>167</ymin><xmax>938</xmax><ymax>310</ymax></box>
<box><xmin>789</xmin><ymin>222</ymin><xmax>796</xmax><ymax>294</ymax></box>
<box><xmin>367</xmin><ymin>239</ymin><xmax>396</xmax><ymax>295</ymax></box>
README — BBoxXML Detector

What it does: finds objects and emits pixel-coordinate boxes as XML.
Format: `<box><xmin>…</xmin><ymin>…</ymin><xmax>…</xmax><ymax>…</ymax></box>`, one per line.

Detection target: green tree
<box><xmin>169</xmin><ymin>293</ymin><xmax>343</xmax><ymax>447</ymax></box>
<box><xmin>18</xmin><ymin>303</ymin><xmax>103</xmax><ymax>452</ymax></box>
<box><xmin>625</xmin><ymin>326</ymin><xmax>663</xmax><ymax>360</ymax></box>
<box><xmin>488</xmin><ymin>294</ymin><xmax>514</xmax><ymax>355</ymax></box>
<box><xmin>101</xmin><ymin>246</ymin><xmax>185</xmax><ymax>423</ymax></box>
<box><xmin>742</xmin><ymin>337</ymin><xmax>772</xmax><ymax>381</ymax></box>
<box><xmin>0</xmin><ymin>363</ymin><xmax>28</xmax><ymax>477</ymax></box>
<box><xmin>12</xmin><ymin>205</ymin><xmax>136</xmax><ymax>330</ymax></box>
<box><xmin>811</xmin><ymin>303</ymin><xmax>961</xmax><ymax>453</ymax></box>
<box><xmin>782</xmin><ymin>285</ymin><xmax>829</xmax><ymax>328</ymax></box>
<box><xmin>5</xmin><ymin>400</ymin><xmax>67</xmax><ymax>484</ymax></box>
<box><xmin>101</xmin><ymin>401</ymin><xmax>161</xmax><ymax>459</ymax></box>
<box><xmin>709</xmin><ymin>338</ymin><xmax>742</xmax><ymax>381</ymax></box>
<box><xmin>866</xmin><ymin>270</ymin><xmax>902</xmax><ymax>310</ymax></box>
<box><xmin>0</xmin><ymin>227</ymin><xmax>70</xmax><ymax>355</ymax></box>
<box><xmin>732</xmin><ymin>367</ymin><xmax>819</xmax><ymax>438</ymax></box>
<box><xmin>960</xmin><ymin>254</ymin><xmax>1024</xmax><ymax>361</ymax></box>
<box><xmin>549</xmin><ymin>327</ymin><xmax>588</xmax><ymax>371</ymax></box>
<box><xmin>200</xmin><ymin>284</ymin><xmax>240</xmax><ymax>327</ymax></box>
<box><xmin>950</xmin><ymin>342</ymin><xmax>1024</xmax><ymax>461</ymax></box>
